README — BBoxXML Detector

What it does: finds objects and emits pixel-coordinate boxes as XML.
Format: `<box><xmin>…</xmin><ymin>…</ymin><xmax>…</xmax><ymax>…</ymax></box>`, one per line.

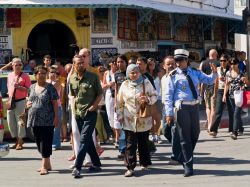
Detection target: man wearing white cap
<box><xmin>164</xmin><ymin>49</ymin><xmax>217</xmax><ymax>177</ymax></box>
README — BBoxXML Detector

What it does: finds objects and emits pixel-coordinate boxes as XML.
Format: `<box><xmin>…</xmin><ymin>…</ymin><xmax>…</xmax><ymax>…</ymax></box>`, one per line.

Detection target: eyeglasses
<box><xmin>220</xmin><ymin>59</ymin><xmax>226</xmax><ymax>62</ymax></box>
<box><xmin>50</xmin><ymin>71</ymin><xmax>60</xmax><ymax>75</ymax></box>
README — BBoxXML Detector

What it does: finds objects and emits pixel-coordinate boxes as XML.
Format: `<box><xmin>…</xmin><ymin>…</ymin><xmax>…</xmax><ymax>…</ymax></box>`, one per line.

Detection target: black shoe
<box><xmin>88</xmin><ymin>166</ymin><xmax>102</xmax><ymax>172</ymax></box>
<box><xmin>183</xmin><ymin>170</ymin><xmax>193</xmax><ymax>177</ymax></box>
<box><xmin>72</xmin><ymin>168</ymin><xmax>81</xmax><ymax>178</ymax></box>
<box><xmin>230</xmin><ymin>133</ymin><xmax>237</xmax><ymax>140</ymax></box>
<box><xmin>117</xmin><ymin>153</ymin><xmax>125</xmax><ymax>159</ymax></box>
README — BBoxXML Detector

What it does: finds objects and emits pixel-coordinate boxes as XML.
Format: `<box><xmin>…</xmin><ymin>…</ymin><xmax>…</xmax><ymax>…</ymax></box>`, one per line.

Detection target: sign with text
<box><xmin>91</xmin><ymin>37</ymin><xmax>113</xmax><ymax>45</ymax></box>
<box><xmin>0</xmin><ymin>35</ymin><xmax>11</xmax><ymax>49</ymax></box>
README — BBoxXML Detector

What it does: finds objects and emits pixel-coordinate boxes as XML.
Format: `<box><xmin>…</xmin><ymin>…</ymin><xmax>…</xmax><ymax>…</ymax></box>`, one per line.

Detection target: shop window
<box><xmin>188</xmin><ymin>16</ymin><xmax>203</xmax><ymax>49</ymax></box>
<box><xmin>157</xmin><ymin>14</ymin><xmax>171</xmax><ymax>40</ymax></box>
<box><xmin>92</xmin><ymin>8</ymin><xmax>111</xmax><ymax>33</ymax></box>
<box><xmin>118</xmin><ymin>8</ymin><xmax>137</xmax><ymax>40</ymax></box>
<box><xmin>174</xmin><ymin>14</ymin><xmax>189</xmax><ymax>42</ymax></box>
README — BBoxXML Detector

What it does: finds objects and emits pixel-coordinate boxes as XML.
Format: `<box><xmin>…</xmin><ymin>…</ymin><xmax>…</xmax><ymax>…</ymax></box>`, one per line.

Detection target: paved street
<box><xmin>1</xmin><ymin>126</ymin><xmax>250</xmax><ymax>187</ymax></box>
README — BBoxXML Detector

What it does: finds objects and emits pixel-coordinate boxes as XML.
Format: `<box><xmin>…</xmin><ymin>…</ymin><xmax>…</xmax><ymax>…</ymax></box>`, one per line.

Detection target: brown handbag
<box><xmin>139</xmin><ymin>79</ymin><xmax>152</xmax><ymax>118</ymax></box>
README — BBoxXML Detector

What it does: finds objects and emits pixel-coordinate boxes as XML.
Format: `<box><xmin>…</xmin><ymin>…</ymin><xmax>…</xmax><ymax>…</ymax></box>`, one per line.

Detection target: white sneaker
<box><xmin>124</xmin><ymin>169</ymin><xmax>134</xmax><ymax>177</ymax></box>
<box><xmin>157</xmin><ymin>136</ymin><xmax>163</xmax><ymax>144</ymax></box>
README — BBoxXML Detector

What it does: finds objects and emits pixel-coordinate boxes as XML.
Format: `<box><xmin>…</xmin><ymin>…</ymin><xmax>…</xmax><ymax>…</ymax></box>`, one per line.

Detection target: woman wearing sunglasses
<box><xmin>223</xmin><ymin>58</ymin><xmax>249</xmax><ymax>140</ymax></box>
<box><xmin>209</xmin><ymin>54</ymin><xmax>233</xmax><ymax>137</ymax></box>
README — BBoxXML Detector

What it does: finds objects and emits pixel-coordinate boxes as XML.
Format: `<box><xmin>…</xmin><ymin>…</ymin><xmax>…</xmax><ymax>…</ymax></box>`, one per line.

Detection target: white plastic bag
<box><xmin>234</xmin><ymin>90</ymin><xmax>243</xmax><ymax>107</ymax></box>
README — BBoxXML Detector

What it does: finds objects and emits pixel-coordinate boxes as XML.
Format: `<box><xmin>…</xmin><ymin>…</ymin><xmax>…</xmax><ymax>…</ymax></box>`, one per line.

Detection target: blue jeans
<box><xmin>52</xmin><ymin>106</ymin><xmax>62</xmax><ymax>148</ymax></box>
<box><xmin>74</xmin><ymin>111</ymin><xmax>101</xmax><ymax>171</ymax></box>
<box><xmin>119</xmin><ymin>130</ymin><xmax>126</xmax><ymax>154</ymax></box>
<box><xmin>162</xmin><ymin>106</ymin><xmax>181</xmax><ymax>161</ymax></box>
<box><xmin>229</xmin><ymin>97</ymin><xmax>244</xmax><ymax>134</ymax></box>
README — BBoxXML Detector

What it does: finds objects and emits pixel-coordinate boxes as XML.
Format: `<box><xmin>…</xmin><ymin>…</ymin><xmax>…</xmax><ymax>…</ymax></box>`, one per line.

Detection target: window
<box><xmin>118</xmin><ymin>9</ymin><xmax>137</xmax><ymax>40</ymax></box>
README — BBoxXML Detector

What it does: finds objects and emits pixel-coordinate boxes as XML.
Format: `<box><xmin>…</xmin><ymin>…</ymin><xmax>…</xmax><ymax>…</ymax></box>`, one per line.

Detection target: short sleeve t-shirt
<box><xmin>114</xmin><ymin>71</ymin><xmax>126</xmax><ymax>91</ymax></box>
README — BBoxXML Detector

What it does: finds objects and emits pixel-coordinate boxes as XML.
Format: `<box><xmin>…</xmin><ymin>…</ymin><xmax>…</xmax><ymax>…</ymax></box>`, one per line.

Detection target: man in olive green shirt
<box><xmin>70</xmin><ymin>55</ymin><xmax>103</xmax><ymax>178</ymax></box>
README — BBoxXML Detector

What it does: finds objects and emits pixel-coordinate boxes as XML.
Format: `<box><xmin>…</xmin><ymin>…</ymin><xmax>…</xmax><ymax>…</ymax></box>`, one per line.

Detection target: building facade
<box><xmin>0</xmin><ymin>0</ymin><xmax>242</xmax><ymax>65</ymax></box>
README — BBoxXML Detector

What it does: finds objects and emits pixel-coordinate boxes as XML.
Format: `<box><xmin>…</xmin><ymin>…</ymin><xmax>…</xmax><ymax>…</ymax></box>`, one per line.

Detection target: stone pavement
<box><xmin>0</xmin><ymin>127</ymin><xmax>250</xmax><ymax>187</ymax></box>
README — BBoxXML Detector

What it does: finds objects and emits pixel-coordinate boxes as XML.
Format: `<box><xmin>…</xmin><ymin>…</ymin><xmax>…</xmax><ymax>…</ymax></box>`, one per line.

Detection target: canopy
<box><xmin>0</xmin><ymin>0</ymin><xmax>241</xmax><ymax>20</ymax></box>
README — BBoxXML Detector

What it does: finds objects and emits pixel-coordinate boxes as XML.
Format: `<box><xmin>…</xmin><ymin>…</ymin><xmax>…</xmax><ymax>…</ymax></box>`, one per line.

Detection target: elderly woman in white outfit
<box><xmin>116</xmin><ymin>64</ymin><xmax>157</xmax><ymax>177</ymax></box>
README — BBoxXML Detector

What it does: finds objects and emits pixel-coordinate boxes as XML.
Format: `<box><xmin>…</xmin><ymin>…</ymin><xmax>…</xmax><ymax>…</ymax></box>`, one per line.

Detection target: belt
<box><xmin>15</xmin><ymin>98</ymin><xmax>26</xmax><ymax>102</ymax></box>
<box><xmin>181</xmin><ymin>100</ymin><xmax>199</xmax><ymax>105</ymax></box>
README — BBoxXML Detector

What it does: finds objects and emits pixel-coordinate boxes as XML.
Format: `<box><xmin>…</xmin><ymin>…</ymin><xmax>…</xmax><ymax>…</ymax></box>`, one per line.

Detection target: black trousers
<box><xmin>124</xmin><ymin>130</ymin><xmax>151</xmax><ymax>170</ymax></box>
<box><xmin>99</xmin><ymin>105</ymin><xmax>114</xmax><ymax>137</ymax></box>
<box><xmin>210</xmin><ymin>90</ymin><xmax>234</xmax><ymax>133</ymax></box>
<box><xmin>33</xmin><ymin>126</ymin><xmax>54</xmax><ymax>158</ymax></box>
<box><xmin>176</xmin><ymin>104</ymin><xmax>200</xmax><ymax>171</ymax></box>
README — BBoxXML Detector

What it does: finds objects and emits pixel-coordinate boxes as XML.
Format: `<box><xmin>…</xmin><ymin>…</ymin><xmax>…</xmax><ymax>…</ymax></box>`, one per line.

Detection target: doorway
<box><xmin>27</xmin><ymin>19</ymin><xmax>76</xmax><ymax>64</ymax></box>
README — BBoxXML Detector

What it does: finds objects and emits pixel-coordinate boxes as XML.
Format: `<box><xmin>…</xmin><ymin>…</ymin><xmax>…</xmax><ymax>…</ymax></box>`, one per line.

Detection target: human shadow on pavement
<box><xmin>194</xmin><ymin>168</ymin><xmax>250</xmax><ymax>176</ymax></box>
<box><xmin>0</xmin><ymin>157</ymin><xmax>40</xmax><ymax>161</ymax></box>
<box><xmin>195</xmin><ymin>156</ymin><xmax>250</xmax><ymax>165</ymax></box>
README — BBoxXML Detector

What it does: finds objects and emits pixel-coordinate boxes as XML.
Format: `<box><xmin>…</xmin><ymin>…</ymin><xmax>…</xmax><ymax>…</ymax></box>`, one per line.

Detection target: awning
<box><xmin>0</xmin><ymin>0</ymin><xmax>242</xmax><ymax>20</ymax></box>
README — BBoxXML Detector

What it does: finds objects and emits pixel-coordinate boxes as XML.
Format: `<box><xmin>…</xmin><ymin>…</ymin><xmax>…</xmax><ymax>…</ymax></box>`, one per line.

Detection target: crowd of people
<box><xmin>3</xmin><ymin>47</ymin><xmax>249</xmax><ymax>178</ymax></box>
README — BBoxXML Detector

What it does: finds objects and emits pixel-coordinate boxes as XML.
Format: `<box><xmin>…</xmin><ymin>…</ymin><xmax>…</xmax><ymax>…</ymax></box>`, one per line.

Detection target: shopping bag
<box><xmin>234</xmin><ymin>90</ymin><xmax>243</xmax><ymax>107</ymax></box>
<box><xmin>242</xmin><ymin>91</ymin><xmax>250</xmax><ymax>108</ymax></box>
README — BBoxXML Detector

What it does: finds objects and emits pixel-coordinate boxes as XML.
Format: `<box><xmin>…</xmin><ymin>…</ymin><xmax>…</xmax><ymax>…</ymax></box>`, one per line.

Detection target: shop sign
<box><xmin>0</xmin><ymin>36</ymin><xmax>10</xmax><ymax>49</ymax></box>
<box><xmin>91</xmin><ymin>37</ymin><xmax>113</xmax><ymax>45</ymax></box>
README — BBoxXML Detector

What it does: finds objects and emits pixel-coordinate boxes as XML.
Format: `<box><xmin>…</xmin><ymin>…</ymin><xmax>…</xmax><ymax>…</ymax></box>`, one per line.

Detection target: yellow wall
<box><xmin>12</xmin><ymin>8</ymin><xmax>90</xmax><ymax>56</ymax></box>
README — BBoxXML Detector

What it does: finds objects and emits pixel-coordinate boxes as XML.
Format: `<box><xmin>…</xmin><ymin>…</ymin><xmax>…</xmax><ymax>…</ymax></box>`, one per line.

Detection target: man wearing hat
<box><xmin>164</xmin><ymin>49</ymin><xmax>217</xmax><ymax>177</ymax></box>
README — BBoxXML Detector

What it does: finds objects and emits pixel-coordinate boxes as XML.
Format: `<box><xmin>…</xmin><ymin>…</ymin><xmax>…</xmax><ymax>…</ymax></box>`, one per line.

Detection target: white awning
<box><xmin>0</xmin><ymin>0</ymin><xmax>242</xmax><ymax>20</ymax></box>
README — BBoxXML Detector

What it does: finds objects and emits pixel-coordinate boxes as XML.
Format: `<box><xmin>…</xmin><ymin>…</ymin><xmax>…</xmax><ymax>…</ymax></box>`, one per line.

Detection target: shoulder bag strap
<box><xmin>12</xmin><ymin>72</ymin><xmax>23</xmax><ymax>99</ymax></box>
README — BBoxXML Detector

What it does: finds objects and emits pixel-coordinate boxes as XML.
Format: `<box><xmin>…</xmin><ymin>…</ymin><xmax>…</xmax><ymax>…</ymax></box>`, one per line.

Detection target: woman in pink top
<box><xmin>7</xmin><ymin>58</ymin><xmax>31</xmax><ymax>150</ymax></box>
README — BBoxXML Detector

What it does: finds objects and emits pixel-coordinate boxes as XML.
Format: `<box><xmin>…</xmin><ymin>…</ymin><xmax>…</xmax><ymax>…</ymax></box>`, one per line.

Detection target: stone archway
<box><xmin>27</xmin><ymin>19</ymin><xmax>77</xmax><ymax>62</ymax></box>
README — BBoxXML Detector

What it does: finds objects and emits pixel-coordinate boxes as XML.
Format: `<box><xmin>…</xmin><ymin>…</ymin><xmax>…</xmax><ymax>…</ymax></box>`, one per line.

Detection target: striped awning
<box><xmin>0</xmin><ymin>0</ymin><xmax>242</xmax><ymax>20</ymax></box>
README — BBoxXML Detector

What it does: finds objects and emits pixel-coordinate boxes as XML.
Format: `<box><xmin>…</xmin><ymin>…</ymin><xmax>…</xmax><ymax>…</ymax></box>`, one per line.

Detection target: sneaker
<box><xmin>230</xmin><ymin>133</ymin><xmax>237</xmax><ymax>140</ymax></box>
<box><xmin>124</xmin><ymin>169</ymin><xmax>134</xmax><ymax>177</ymax></box>
<box><xmin>208</xmin><ymin>131</ymin><xmax>217</xmax><ymax>138</ymax></box>
<box><xmin>117</xmin><ymin>153</ymin><xmax>125</xmax><ymax>159</ymax></box>
<box><xmin>238</xmin><ymin>131</ymin><xmax>244</xmax><ymax>136</ymax></box>
<box><xmin>88</xmin><ymin>166</ymin><xmax>102</xmax><ymax>172</ymax></box>
<box><xmin>167</xmin><ymin>158</ymin><xmax>180</xmax><ymax>165</ymax></box>
<box><xmin>72</xmin><ymin>168</ymin><xmax>81</xmax><ymax>178</ymax></box>
<box><xmin>152</xmin><ymin>135</ymin><xmax>158</xmax><ymax>143</ymax></box>
<box><xmin>150</xmin><ymin>148</ymin><xmax>157</xmax><ymax>156</ymax></box>
<box><xmin>114</xmin><ymin>141</ymin><xmax>119</xmax><ymax>148</ymax></box>
<box><xmin>157</xmin><ymin>135</ymin><xmax>163</xmax><ymax>144</ymax></box>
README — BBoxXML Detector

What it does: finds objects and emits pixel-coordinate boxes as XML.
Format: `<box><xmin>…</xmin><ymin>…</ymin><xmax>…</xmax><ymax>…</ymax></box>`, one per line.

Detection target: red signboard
<box><xmin>6</xmin><ymin>8</ymin><xmax>21</xmax><ymax>28</ymax></box>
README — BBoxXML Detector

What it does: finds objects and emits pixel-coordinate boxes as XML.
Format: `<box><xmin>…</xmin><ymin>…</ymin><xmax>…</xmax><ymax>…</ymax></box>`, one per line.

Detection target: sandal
<box><xmin>37</xmin><ymin>167</ymin><xmax>52</xmax><ymax>172</ymax></box>
<box><xmin>98</xmin><ymin>148</ymin><xmax>104</xmax><ymax>156</ymax></box>
<box><xmin>15</xmin><ymin>144</ymin><xmax>23</xmax><ymax>150</ymax></box>
<box><xmin>67</xmin><ymin>155</ymin><xmax>76</xmax><ymax>161</ymax></box>
<box><xmin>40</xmin><ymin>168</ymin><xmax>48</xmax><ymax>175</ymax></box>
